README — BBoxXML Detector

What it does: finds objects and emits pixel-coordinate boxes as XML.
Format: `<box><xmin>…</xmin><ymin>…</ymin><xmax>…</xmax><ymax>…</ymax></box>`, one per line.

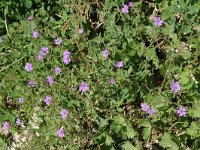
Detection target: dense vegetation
<box><xmin>0</xmin><ymin>0</ymin><xmax>200</xmax><ymax>149</ymax></box>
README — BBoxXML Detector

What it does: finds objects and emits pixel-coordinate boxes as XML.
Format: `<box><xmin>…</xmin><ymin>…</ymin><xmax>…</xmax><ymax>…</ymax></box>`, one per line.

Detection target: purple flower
<box><xmin>47</xmin><ymin>76</ymin><xmax>54</xmax><ymax>85</ymax></box>
<box><xmin>141</xmin><ymin>103</ymin><xmax>150</xmax><ymax>112</ymax></box>
<box><xmin>114</xmin><ymin>61</ymin><xmax>123</xmax><ymax>69</ymax></box>
<box><xmin>109</xmin><ymin>77</ymin><xmax>116</xmax><ymax>84</ymax></box>
<box><xmin>176</xmin><ymin>106</ymin><xmax>186</xmax><ymax>117</ymax></box>
<box><xmin>128</xmin><ymin>2</ymin><xmax>133</xmax><ymax>7</ymax></box>
<box><xmin>37</xmin><ymin>54</ymin><xmax>43</xmax><ymax>62</ymax></box>
<box><xmin>54</xmin><ymin>37</ymin><xmax>62</xmax><ymax>46</ymax></box>
<box><xmin>79</xmin><ymin>82</ymin><xmax>89</xmax><ymax>92</ymax></box>
<box><xmin>170</xmin><ymin>81</ymin><xmax>181</xmax><ymax>93</ymax></box>
<box><xmin>78</xmin><ymin>28</ymin><xmax>84</xmax><ymax>34</ymax></box>
<box><xmin>64</xmin><ymin>50</ymin><xmax>71</xmax><ymax>56</ymax></box>
<box><xmin>25</xmin><ymin>63</ymin><xmax>33</xmax><ymax>72</ymax></box>
<box><xmin>147</xmin><ymin>108</ymin><xmax>156</xmax><ymax>115</ymax></box>
<box><xmin>63</xmin><ymin>50</ymin><xmax>71</xmax><ymax>65</ymax></box>
<box><xmin>121</xmin><ymin>5</ymin><xmax>129</xmax><ymax>14</ymax></box>
<box><xmin>57</xmin><ymin>128</ymin><xmax>65</xmax><ymax>138</ymax></box>
<box><xmin>40</xmin><ymin>47</ymin><xmax>49</xmax><ymax>56</ymax></box>
<box><xmin>2</xmin><ymin>122</ymin><xmax>10</xmax><ymax>134</ymax></box>
<box><xmin>16</xmin><ymin>118</ymin><xmax>22</xmax><ymax>126</ymax></box>
<box><xmin>141</xmin><ymin>103</ymin><xmax>156</xmax><ymax>115</ymax></box>
<box><xmin>55</xmin><ymin>67</ymin><xmax>61</xmax><ymax>75</ymax></box>
<box><xmin>32</xmin><ymin>31</ymin><xmax>39</xmax><ymax>39</ymax></box>
<box><xmin>18</xmin><ymin>98</ymin><xmax>24</xmax><ymax>103</ymax></box>
<box><xmin>28</xmin><ymin>80</ymin><xmax>36</xmax><ymax>87</ymax></box>
<box><xmin>44</xmin><ymin>96</ymin><xmax>52</xmax><ymax>106</ymax></box>
<box><xmin>153</xmin><ymin>17</ymin><xmax>164</xmax><ymax>26</ymax></box>
<box><xmin>27</xmin><ymin>16</ymin><xmax>33</xmax><ymax>20</ymax></box>
<box><xmin>60</xmin><ymin>109</ymin><xmax>69</xmax><ymax>119</ymax></box>
<box><xmin>0</xmin><ymin>37</ymin><xmax>2</xmax><ymax>44</ymax></box>
<box><xmin>102</xmin><ymin>50</ymin><xmax>110</xmax><ymax>58</ymax></box>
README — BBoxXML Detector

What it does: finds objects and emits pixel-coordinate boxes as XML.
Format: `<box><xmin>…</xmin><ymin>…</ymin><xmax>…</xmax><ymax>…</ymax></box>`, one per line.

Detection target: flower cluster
<box><xmin>2</xmin><ymin>122</ymin><xmax>10</xmax><ymax>134</ymax></box>
<box><xmin>32</xmin><ymin>31</ymin><xmax>39</xmax><ymax>39</ymax></box>
<box><xmin>79</xmin><ymin>82</ymin><xmax>89</xmax><ymax>92</ymax></box>
<box><xmin>140</xmin><ymin>103</ymin><xmax>156</xmax><ymax>115</ymax></box>
<box><xmin>44</xmin><ymin>96</ymin><xmax>52</xmax><ymax>106</ymax></box>
<box><xmin>121</xmin><ymin>1</ymin><xmax>133</xmax><ymax>14</ymax></box>
<box><xmin>63</xmin><ymin>50</ymin><xmax>71</xmax><ymax>65</ymax></box>
<box><xmin>28</xmin><ymin>80</ymin><xmax>36</xmax><ymax>87</ymax></box>
<box><xmin>78</xmin><ymin>28</ymin><xmax>84</xmax><ymax>34</ymax></box>
<box><xmin>176</xmin><ymin>106</ymin><xmax>186</xmax><ymax>117</ymax></box>
<box><xmin>170</xmin><ymin>81</ymin><xmax>181</xmax><ymax>93</ymax></box>
<box><xmin>54</xmin><ymin>37</ymin><xmax>62</xmax><ymax>46</ymax></box>
<box><xmin>25</xmin><ymin>63</ymin><xmax>33</xmax><ymax>72</ymax></box>
<box><xmin>55</xmin><ymin>67</ymin><xmax>61</xmax><ymax>75</ymax></box>
<box><xmin>102</xmin><ymin>50</ymin><xmax>110</xmax><ymax>58</ymax></box>
<box><xmin>38</xmin><ymin>47</ymin><xmax>49</xmax><ymax>62</ymax></box>
<box><xmin>153</xmin><ymin>16</ymin><xmax>164</xmax><ymax>26</ymax></box>
<box><xmin>47</xmin><ymin>75</ymin><xmax>54</xmax><ymax>85</ymax></box>
<box><xmin>114</xmin><ymin>61</ymin><xmax>123</xmax><ymax>69</ymax></box>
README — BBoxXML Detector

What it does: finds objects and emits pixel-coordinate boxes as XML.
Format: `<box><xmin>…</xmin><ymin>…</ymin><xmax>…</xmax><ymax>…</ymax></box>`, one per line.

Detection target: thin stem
<box><xmin>0</xmin><ymin>57</ymin><xmax>24</xmax><ymax>72</ymax></box>
<box><xmin>4</xmin><ymin>14</ymin><xmax>12</xmax><ymax>42</ymax></box>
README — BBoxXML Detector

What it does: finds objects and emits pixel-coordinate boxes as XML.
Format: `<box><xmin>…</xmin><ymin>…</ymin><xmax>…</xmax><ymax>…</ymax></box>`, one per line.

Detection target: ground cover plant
<box><xmin>0</xmin><ymin>0</ymin><xmax>200</xmax><ymax>149</ymax></box>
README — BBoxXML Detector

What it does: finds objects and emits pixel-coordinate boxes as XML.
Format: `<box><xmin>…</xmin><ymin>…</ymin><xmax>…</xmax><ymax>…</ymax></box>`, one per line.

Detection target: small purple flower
<box><xmin>37</xmin><ymin>54</ymin><xmax>43</xmax><ymax>62</ymax></box>
<box><xmin>44</xmin><ymin>96</ymin><xmax>52</xmax><ymax>106</ymax></box>
<box><xmin>128</xmin><ymin>2</ymin><xmax>133</xmax><ymax>7</ymax></box>
<box><xmin>16</xmin><ymin>118</ymin><xmax>22</xmax><ymax>126</ymax></box>
<box><xmin>25</xmin><ymin>63</ymin><xmax>33</xmax><ymax>72</ymax></box>
<box><xmin>28</xmin><ymin>80</ymin><xmax>36</xmax><ymax>87</ymax></box>
<box><xmin>153</xmin><ymin>16</ymin><xmax>164</xmax><ymax>26</ymax></box>
<box><xmin>27</xmin><ymin>16</ymin><xmax>33</xmax><ymax>20</ymax></box>
<box><xmin>54</xmin><ymin>37</ymin><xmax>62</xmax><ymax>46</ymax></box>
<box><xmin>57</xmin><ymin>128</ymin><xmax>65</xmax><ymax>138</ymax></box>
<box><xmin>40</xmin><ymin>47</ymin><xmax>49</xmax><ymax>56</ymax></box>
<box><xmin>32</xmin><ymin>31</ymin><xmax>39</xmax><ymax>39</ymax></box>
<box><xmin>63</xmin><ymin>50</ymin><xmax>71</xmax><ymax>65</ymax></box>
<box><xmin>0</xmin><ymin>37</ymin><xmax>2</xmax><ymax>44</ymax></box>
<box><xmin>121</xmin><ymin>5</ymin><xmax>129</xmax><ymax>14</ymax></box>
<box><xmin>55</xmin><ymin>67</ymin><xmax>61</xmax><ymax>75</ymax></box>
<box><xmin>2</xmin><ymin>122</ymin><xmax>10</xmax><ymax>134</ymax></box>
<box><xmin>147</xmin><ymin>108</ymin><xmax>156</xmax><ymax>115</ymax></box>
<box><xmin>18</xmin><ymin>98</ymin><xmax>24</xmax><ymax>103</ymax></box>
<box><xmin>63</xmin><ymin>57</ymin><xmax>71</xmax><ymax>65</ymax></box>
<box><xmin>63</xmin><ymin>50</ymin><xmax>71</xmax><ymax>56</ymax></box>
<box><xmin>170</xmin><ymin>81</ymin><xmax>181</xmax><ymax>93</ymax></box>
<box><xmin>141</xmin><ymin>103</ymin><xmax>150</xmax><ymax>112</ymax></box>
<box><xmin>60</xmin><ymin>109</ymin><xmax>69</xmax><ymax>119</ymax></box>
<box><xmin>114</xmin><ymin>61</ymin><xmax>123</xmax><ymax>69</ymax></box>
<box><xmin>47</xmin><ymin>76</ymin><xmax>54</xmax><ymax>85</ymax></box>
<box><xmin>79</xmin><ymin>82</ymin><xmax>89</xmax><ymax>92</ymax></box>
<box><xmin>176</xmin><ymin>106</ymin><xmax>186</xmax><ymax>117</ymax></box>
<box><xmin>78</xmin><ymin>28</ymin><xmax>84</xmax><ymax>34</ymax></box>
<box><xmin>109</xmin><ymin>77</ymin><xmax>116</xmax><ymax>84</ymax></box>
<box><xmin>102</xmin><ymin>50</ymin><xmax>110</xmax><ymax>58</ymax></box>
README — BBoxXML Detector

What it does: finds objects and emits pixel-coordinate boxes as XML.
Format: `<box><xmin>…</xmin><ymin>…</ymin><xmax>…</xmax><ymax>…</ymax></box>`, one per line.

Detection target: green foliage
<box><xmin>0</xmin><ymin>0</ymin><xmax>199</xmax><ymax>149</ymax></box>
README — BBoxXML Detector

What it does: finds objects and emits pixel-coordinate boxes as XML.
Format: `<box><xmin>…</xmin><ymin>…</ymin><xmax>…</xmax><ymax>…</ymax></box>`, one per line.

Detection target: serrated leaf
<box><xmin>182</xmin><ymin>51</ymin><xmax>191</xmax><ymax>60</ymax></box>
<box><xmin>121</xmin><ymin>141</ymin><xmax>135</xmax><ymax>150</ymax></box>
<box><xmin>105</xmin><ymin>133</ymin><xmax>114</xmax><ymax>145</ymax></box>
<box><xmin>159</xmin><ymin>133</ymin><xmax>179</xmax><ymax>150</ymax></box>
<box><xmin>126</xmin><ymin>125</ymin><xmax>136</xmax><ymax>139</ymax></box>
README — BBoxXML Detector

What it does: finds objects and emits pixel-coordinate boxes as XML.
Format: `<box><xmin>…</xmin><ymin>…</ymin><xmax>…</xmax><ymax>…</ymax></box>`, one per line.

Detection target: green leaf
<box><xmin>24</xmin><ymin>0</ymin><xmax>33</xmax><ymax>9</ymax></box>
<box><xmin>126</xmin><ymin>124</ymin><xmax>136</xmax><ymax>139</ymax></box>
<box><xmin>181</xmin><ymin>51</ymin><xmax>191</xmax><ymax>60</ymax></box>
<box><xmin>105</xmin><ymin>133</ymin><xmax>114</xmax><ymax>145</ymax></box>
<box><xmin>139</xmin><ymin>120</ymin><xmax>152</xmax><ymax>140</ymax></box>
<box><xmin>159</xmin><ymin>132</ymin><xmax>179</xmax><ymax>150</ymax></box>
<box><xmin>121</xmin><ymin>141</ymin><xmax>135</xmax><ymax>150</ymax></box>
<box><xmin>186</xmin><ymin>122</ymin><xmax>200</xmax><ymax>139</ymax></box>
